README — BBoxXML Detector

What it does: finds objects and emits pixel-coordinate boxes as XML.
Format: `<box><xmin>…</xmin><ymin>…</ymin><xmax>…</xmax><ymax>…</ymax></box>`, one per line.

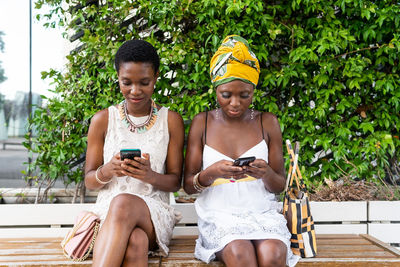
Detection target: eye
<box><xmin>221</xmin><ymin>92</ymin><xmax>231</xmax><ymax>98</ymax></box>
<box><xmin>120</xmin><ymin>80</ymin><xmax>131</xmax><ymax>86</ymax></box>
<box><xmin>241</xmin><ymin>93</ymin><xmax>250</xmax><ymax>98</ymax></box>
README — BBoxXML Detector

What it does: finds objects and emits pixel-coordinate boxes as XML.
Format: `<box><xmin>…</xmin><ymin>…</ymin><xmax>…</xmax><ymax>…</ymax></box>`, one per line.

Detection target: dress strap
<box><xmin>204</xmin><ymin>111</ymin><xmax>208</xmax><ymax>145</ymax></box>
<box><xmin>260</xmin><ymin>112</ymin><xmax>265</xmax><ymax>139</ymax></box>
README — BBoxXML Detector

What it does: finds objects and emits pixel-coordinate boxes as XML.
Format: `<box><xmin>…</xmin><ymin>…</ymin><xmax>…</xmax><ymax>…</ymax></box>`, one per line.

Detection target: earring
<box><xmin>250</xmin><ymin>108</ymin><xmax>254</xmax><ymax>120</ymax></box>
<box><xmin>215</xmin><ymin>108</ymin><xmax>220</xmax><ymax>120</ymax></box>
<box><xmin>215</xmin><ymin>97</ymin><xmax>220</xmax><ymax>120</ymax></box>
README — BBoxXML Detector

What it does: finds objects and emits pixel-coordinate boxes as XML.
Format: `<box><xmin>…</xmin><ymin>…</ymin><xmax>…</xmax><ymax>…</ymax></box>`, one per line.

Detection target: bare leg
<box><xmin>252</xmin><ymin>239</ymin><xmax>287</xmax><ymax>267</ymax></box>
<box><xmin>92</xmin><ymin>194</ymin><xmax>156</xmax><ymax>267</ymax></box>
<box><xmin>121</xmin><ymin>227</ymin><xmax>152</xmax><ymax>267</ymax></box>
<box><xmin>216</xmin><ymin>240</ymin><xmax>257</xmax><ymax>267</ymax></box>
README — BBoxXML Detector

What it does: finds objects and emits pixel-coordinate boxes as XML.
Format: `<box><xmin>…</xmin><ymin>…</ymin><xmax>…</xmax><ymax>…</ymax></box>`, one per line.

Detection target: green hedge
<box><xmin>28</xmin><ymin>0</ymin><xmax>399</xmax><ymax>189</ymax></box>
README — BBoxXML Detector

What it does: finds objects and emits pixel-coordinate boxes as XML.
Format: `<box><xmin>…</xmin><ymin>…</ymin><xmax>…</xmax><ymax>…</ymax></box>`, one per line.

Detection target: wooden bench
<box><xmin>1</xmin><ymin>198</ymin><xmax>400</xmax><ymax>266</ymax></box>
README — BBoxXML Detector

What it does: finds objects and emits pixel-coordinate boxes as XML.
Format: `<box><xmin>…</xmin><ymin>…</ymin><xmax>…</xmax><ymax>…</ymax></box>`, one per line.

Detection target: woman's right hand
<box><xmin>203</xmin><ymin>160</ymin><xmax>246</xmax><ymax>184</ymax></box>
<box><xmin>99</xmin><ymin>153</ymin><xmax>126</xmax><ymax>181</ymax></box>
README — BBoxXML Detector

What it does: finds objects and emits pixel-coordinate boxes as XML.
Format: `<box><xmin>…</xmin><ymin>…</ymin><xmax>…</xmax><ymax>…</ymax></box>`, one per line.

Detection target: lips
<box><xmin>129</xmin><ymin>97</ymin><xmax>144</xmax><ymax>103</ymax></box>
<box><xmin>228</xmin><ymin>110</ymin><xmax>240</xmax><ymax>116</ymax></box>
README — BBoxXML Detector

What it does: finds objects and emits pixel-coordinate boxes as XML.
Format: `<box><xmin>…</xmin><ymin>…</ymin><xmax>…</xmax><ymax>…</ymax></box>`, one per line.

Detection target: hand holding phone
<box><xmin>233</xmin><ymin>156</ymin><xmax>256</xmax><ymax>167</ymax></box>
<box><xmin>120</xmin><ymin>149</ymin><xmax>141</xmax><ymax>160</ymax></box>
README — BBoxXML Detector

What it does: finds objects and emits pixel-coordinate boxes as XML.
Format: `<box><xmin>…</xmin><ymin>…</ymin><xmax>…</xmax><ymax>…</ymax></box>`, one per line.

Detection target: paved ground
<box><xmin>0</xmin><ymin>139</ymin><xmax>64</xmax><ymax>188</ymax></box>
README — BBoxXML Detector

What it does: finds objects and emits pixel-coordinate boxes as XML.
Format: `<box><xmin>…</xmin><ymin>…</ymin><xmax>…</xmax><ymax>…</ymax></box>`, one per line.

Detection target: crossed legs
<box><xmin>216</xmin><ymin>239</ymin><xmax>287</xmax><ymax>267</ymax></box>
<box><xmin>92</xmin><ymin>194</ymin><xmax>156</xmax><ymax>267</ymax></box>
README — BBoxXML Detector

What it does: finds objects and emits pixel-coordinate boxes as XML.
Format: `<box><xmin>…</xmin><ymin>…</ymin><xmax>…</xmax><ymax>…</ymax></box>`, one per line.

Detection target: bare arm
<box><xmin>183</xmin><ymin>113</ymin><xmax>206</xmax><ymax>194</ymax></box>
<box><xmin>84</xmin><ymin>109</ymin><xmax>115</xmax><ymax>190</ymax></box>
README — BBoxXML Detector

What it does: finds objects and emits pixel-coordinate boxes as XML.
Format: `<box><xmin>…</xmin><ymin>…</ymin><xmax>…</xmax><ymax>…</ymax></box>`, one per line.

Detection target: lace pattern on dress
<box><xmin>91</xmin><ymin>105</ymin><xmax>181</xmax><ymax>256</ymax></box>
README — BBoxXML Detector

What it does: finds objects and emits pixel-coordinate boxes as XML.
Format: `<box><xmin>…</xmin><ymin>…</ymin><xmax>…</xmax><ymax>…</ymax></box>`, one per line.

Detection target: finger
<box><xmin>249</xmin><ymin>159</ymin><xmax>267</xmax><ymax>168</ymax></box>
<box><xmin>221</xmin><ymin>160</ymin><xmax>234</xmax><ymax>166</ymax></box>
<box><xmin>116</xmin><ymin>153</ymin><xmax>121</xmax><ymax>160</ymax></box>
<box><xmin>233</xmin><ymin>173</ymin><xmax>248</xmax><ymax>180</ymax></box>
<box><xmin>132</xmin><ymin>153</ymin><xmax>150</xmax><ymax>167</ymax></box>
<box><xmin>143</xmin><ymin>153</ymin><xmax>150</xmax><ymax>161</ymax></box>
<box><xmin>123</xmin><ymin>158</ymin><xmax>142</xmax><ymax>169</ymax></box>
<box><xmin>133</xmin><ymin>156</ymin><xmax>147</xmax><ymax>166</ymax></box>
<box><xmin>122</xmin><ymin>166</ymin><xmax>139</xmax><ymax>177</ymax></box>
<box><xmin>246</xmin><ymin>166</ymin><xmax>264</xmax><ymax>173</ymax></box>
<box><xmin>228</xmin><ymin>169</ymin><xmax>246</xmax><ymax>176</ymax></box>
<box><xmin>228</xmin><ymin>165</ymin><xmax>244</xmax><ymax>172</ymax></box>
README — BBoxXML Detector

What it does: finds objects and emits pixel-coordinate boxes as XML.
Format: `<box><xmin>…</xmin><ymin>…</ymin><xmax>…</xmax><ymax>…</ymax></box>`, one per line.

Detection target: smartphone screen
<box><xmin>233</xmin><ymin>156</ymin><xmax>256</xmax><ymax>166</ymax></box>
<box><xmin>120</xmin><ymin>149</ymin><xmax>141</xmax><ymax>160</ymax></box>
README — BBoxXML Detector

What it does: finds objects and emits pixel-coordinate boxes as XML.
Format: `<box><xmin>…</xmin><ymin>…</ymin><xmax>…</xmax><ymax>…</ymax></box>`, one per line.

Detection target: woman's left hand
<box><xmin>244</xmin><ymin>159</ymin><xmax>271</xmax><ymax>180</ymax></box>
<box><xmin>120</xmin><ymin>153</ymin><xmax>155</xmax><ymax>181</ymax></box>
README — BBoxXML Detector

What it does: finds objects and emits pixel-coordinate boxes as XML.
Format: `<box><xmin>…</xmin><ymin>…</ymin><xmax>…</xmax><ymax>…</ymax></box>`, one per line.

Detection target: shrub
<box><xmin>28</xmin><ymin>0</ymin><xmax>400</xmax><ymax>197</ymax></box>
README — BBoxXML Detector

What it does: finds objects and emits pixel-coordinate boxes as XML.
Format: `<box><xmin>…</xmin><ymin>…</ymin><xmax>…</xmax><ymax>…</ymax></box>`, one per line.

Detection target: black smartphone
<box><xmin>120</xmin><ymin>149</ymin><xmax>141</xmax><ymax>160</ymax></box>
<box><xmin>233</xmin><ymin>156</ymin><xmax>256</xmax><ymax>166</ymax></box>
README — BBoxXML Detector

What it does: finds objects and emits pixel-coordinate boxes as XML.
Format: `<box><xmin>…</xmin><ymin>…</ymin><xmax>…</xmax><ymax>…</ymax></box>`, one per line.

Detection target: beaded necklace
<box><xmin>118</xmin><ymin>99</ymin><xmax>158</xmax><ymax>133</ymax></box>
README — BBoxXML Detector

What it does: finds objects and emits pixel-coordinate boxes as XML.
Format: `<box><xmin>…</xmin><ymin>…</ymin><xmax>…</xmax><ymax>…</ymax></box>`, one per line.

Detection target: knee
<box><xmin>108</xmin><ymin>194</ymin><xmax>141</xmax><ymax>222</ymax></box>
<box><xmin>257</xmin><ymin>240</ymin><xmax>287</xmax><ymax>267</ymax></box>
<box><xmin>124</xmin><ymin>228</ymin><xmax>149</xmax><ymax>262</ymax></box>
<box><xmin>223</xmin><ymin>240</ymin><xmax>254</xmax><ymax>263</ymax></box>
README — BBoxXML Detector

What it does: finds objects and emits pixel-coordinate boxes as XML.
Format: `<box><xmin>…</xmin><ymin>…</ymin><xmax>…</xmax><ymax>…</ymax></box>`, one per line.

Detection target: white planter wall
<box><xmin>0</xmin><ymin>198</ymin><xmax>399</xmax><ymax>248</ymax></box>
<box><xmin>310</xmin><ymin>201</ymin><xmax>368</xmax><ymax>234</ymax></box>
<box><xmin>368</xmin><ymin>201</ymin><xmax>400</xmax><ymax>245</ymax></box>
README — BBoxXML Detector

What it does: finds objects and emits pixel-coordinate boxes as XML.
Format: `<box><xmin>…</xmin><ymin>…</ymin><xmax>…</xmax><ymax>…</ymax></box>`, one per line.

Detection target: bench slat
<box><xmin>0</xmin><ymin>234</ymin><xmax>399</xmax><ymax>266</ymax></box>
<box><xmin>315</xmin><ymin>224</ymin><xmax>367</xmax><ymax>234</ymax></box>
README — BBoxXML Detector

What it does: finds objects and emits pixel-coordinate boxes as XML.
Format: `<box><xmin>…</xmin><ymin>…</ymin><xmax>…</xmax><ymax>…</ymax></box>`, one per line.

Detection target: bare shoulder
<box><xmin>186</xmin><ymin>112</ymin><xmax>208</xmax><ymax>141</ymax></box>
<box><xmin>167</xmin><ymin>109</ymin><xmax>183</xmax><ymax>124</ymax></box>
<box><xmin>167</xmin><ymin>109</ymin><xmax>184</xmax><ymax>132</ymax></box>
<box><xmin>90</xmin><ymin>108</ymin><xmax>109</xmax><ymax>128</ymax></box>
<box><xmin>261</xmin><ymin>112</ymin><xmax>280</xmax><ymax>127</ymax></box>
<box><xmin>260</xmin><ymin>112</ymin><xmax>282</xmax><ymax>141</ymax></box>
<box><xmin>191</xmin><ymin>111</ymin><xmax>207</xmax><ymax>127</ymax></box>
<box><xmin>87</xmin><ymin>107</ymin><xmax>109</xmax><ymax>141</ymax></box>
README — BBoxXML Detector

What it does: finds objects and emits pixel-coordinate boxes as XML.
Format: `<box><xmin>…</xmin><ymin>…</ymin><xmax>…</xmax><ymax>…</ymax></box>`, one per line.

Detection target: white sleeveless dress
<box><xmin>91</xmin><ymin>105</ymin><xmax>181</xmax><ymax>256</ymax></box>
<box><xmin>194</xmin><ymin>140</ymin><xmax>300</xmax><ymax>266</ymax></box>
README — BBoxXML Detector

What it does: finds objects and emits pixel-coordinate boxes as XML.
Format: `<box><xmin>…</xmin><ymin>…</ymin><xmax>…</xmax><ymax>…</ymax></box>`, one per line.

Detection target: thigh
<box><xmin>252</xmin><ymin>239</ymin><xmax>287</xmax><ymax>267</ymax></box>
<box><xmin>216</xmin><ymin>240</ymin><xmax>257</xmax><ymax>267</ymax></box>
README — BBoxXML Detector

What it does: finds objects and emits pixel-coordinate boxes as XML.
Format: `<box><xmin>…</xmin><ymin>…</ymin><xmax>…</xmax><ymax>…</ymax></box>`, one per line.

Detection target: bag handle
<box><xmin>284</xmin><ymin>140</ymin><xmax>306</xmax><ymax>191</ymax></box>
<box><xmin>284</xmin><ymin>140</ymin><xmax>298</xmax><ymax>191</ymax></box>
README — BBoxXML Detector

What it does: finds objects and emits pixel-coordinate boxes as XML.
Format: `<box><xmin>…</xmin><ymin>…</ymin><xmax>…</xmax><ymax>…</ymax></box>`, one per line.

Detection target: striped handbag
<box><xmin>282</xmin><ymin>140</ymin><xmax>317</xmax><ymax>258</ymax></box>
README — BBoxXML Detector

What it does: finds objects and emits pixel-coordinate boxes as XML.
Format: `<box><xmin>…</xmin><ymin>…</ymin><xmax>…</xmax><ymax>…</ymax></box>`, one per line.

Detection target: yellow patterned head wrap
<box><xmin>210</xmin><ymin>35</ymin><xmax>260</xmax><ymax>88</ymax></box>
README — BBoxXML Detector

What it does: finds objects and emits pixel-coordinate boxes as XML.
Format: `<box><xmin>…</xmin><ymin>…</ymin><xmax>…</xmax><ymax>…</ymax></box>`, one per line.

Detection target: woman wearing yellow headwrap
<box><xmin>184</xmin><ymin>35</ymin><xmax>300</xmax><ymax>267</ymax></box>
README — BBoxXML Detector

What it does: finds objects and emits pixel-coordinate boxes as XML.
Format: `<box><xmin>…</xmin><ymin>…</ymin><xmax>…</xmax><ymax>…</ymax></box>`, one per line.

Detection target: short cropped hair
<box><xmin>114</xmin><ymin>40</ymin><xmax>160</xmax><ymax>74</ymax></box>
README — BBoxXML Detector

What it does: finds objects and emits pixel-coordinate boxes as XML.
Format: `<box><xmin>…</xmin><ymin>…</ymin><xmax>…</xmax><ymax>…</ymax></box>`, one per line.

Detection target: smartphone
<box><xmin>120</xmin><ymin>149</ymin><xmax>141</xmax><ymax>160</ymax></box>
<box><xmin>233</xmin><ymin>156</ymin><xmax>256</xmax><ymax>167</ymax></box>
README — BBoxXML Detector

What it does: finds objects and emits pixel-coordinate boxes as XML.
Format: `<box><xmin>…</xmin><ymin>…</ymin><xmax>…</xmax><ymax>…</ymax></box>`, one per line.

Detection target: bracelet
<box><xmin>193</xmin><ymin>172</ymin><xmax>207</xmax><ymax>192</ymax></box>
<box><xmin>95</xmin><ymin>165</ymin><xmax>111</xmax><ymax>185</ymax></box>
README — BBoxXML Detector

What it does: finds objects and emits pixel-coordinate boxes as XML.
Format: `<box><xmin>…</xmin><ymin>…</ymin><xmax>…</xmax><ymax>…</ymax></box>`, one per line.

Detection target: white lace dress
<box><xmin>194</xmin><ymin>140</ymin><xmax>300</xmax><ymax>266</ymax></box>
<box><xmin>91</xmin><ymin>105</ymin><xmax>181</xmax><ymax>256</ymax></box>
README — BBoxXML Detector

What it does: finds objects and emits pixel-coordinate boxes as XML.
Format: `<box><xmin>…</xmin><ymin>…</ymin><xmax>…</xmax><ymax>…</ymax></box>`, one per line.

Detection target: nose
<box><xmin>230</xmin><ymin>96</ymin><xmax>240</xmax><ymax>108</ymax></box>
<box><xmin>129</xmin><ymin>84</ymin><xmax>141</xmax><ymax>95</ymax></box>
